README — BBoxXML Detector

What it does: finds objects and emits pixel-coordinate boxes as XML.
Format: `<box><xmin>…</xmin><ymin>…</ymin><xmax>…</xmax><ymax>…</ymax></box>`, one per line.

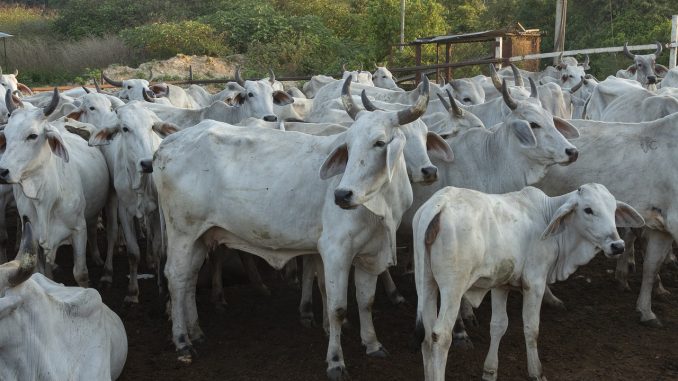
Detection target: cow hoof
<box><xmin>124</xmin><ymin>295</ymin><xmax>139</xmax><ymax>305</ymax></box>
<box><xmin>463</xmin><ymin>315</ymin><xmax>479</xmax><ymax>328</ymax></box>
<box><xmin>367</xmin><ymin>345</ymin><xmax>389</xmax><ymax>358</ymax></box>
<box><xmin>453</xmin><ymin>336</ymin><xmax>474</xmax><ymax>350</ymax></box>
<box><xmin>177</xmin><ymin>346</ymin><xmax>197</xmax><ymax>365</ymax></box>
<box><xmin>482</xmin><ymin>369</ymin><xmax>497</xmax><ymax>381</ymax></box>
<box><xmin>528</xmin><ymin>376</ymin><xmax>548</xmax><ymax>381</ymax></box>
<box><xmin>327</xmin><ymin>366</ymin><xmax>351</xmax><ymax>381</ymax></box>
<box><xmin>640</xmin><ymin>318</ymin><xmax>663</xmax><ymax>328</ymax></box>
<box><xmin>300</xmin><ymin>317</ymin><xmax>316</xmax><ymax>329</ymax></box>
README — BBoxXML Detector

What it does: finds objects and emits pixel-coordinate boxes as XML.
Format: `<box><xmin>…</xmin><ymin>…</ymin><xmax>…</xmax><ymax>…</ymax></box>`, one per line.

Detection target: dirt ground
<box><xmin>45</xmin><ymin>238</ymin><xmax>678</xmax><ymax>381</ymax></box>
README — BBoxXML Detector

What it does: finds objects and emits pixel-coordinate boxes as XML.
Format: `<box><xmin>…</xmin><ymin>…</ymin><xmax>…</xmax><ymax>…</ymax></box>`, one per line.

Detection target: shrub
<box><xmin>120</xmin><ymin>21</ymin><xmax>228</xmax><ymax>59</ymax></box>
<box><xmin>0</xmin><ymin>5</ymin><xmax>53</xmax><ymax>36</ymax></box>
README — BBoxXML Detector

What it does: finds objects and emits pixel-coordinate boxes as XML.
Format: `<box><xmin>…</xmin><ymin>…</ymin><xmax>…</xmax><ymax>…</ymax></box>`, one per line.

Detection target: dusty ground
<box><xmin>39</xmin><ymin>235</ymin><xmax>678</xmax><ymax>381</ymax></box>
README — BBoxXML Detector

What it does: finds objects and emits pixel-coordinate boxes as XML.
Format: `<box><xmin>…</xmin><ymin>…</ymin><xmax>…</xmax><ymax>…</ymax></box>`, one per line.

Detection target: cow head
<box><xmin>542</xmin><ymin>183</ymin><xmax>644</xmax><ymax>258</ymax></box>
<box><xmin>342</xmin><ymin>64</ymin><xmax>374</xmax><ymax>86</ymax></box>
<box><xmin>61</xmin><ymin>93</ymin><xmax>123</xmax><ymax>129</ymax></box>
<box><xmin>500</xmin><ymin>79</ymin><xmax>579</xmax><ymax>167</ymax></box>
<box><xmin>372</xmin><ymin>66</ymin><xmax>400</xmax><ymax>91</ymax></box>
<box><xmin>0</xmin><ymin>89</ymin><xmax>67</xmax><ymax>187</ymax></box>
<box><xmin>0</xmin><ymin>220</ymin><xmax>39</xmax><ymax>319</ymax></box>
<box><xmin>358</xmin><ymin>83</ymin><xmax>453</xmax><ymax>185</ymax></box>
<box><xmin>0</xmin><ymin>84</ymin><xmax>21</xmax><ymax>124</ymax></box>
<box><xmin>233</xmin><ymin>67</ymin><xmax>293</xmax><ymax>121</ymax></box>
<box><xmin>320</xmin><ymin>76</ymin><xmax>431</xmax><ymax>208</ymax></box>
<box><xmin>433</xmin><ymin>89</ymin><xmax>484</xmax><ymax>137</ymax></box>
<box><xmin>445</xmin><ymin>78</ymin><xmax>485</xmax><ymax>105</ymax></box>
<box><xmin>102</xmin><ymin>73</ymin><xmax>163</xmax><ymax>103</ymax></box>
<box><xmin>622</xmin><ymin>42</ymin><xmax>669</xmax><ymax>87</ymax></box>
<box><xmin>557</xmin><ymin>55</ymin><xmax>589</xmax><ymax>89</ymax></box>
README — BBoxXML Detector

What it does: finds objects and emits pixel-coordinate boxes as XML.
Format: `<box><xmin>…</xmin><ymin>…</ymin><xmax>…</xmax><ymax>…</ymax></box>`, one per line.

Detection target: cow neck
<box><xmin>19</xmin><ymin>151</ymin><xmax>67</xmax><ymax>201</ymax></box>
<box><xmin>542</xmin><ymin>192</ymin><xmax>600</xmax><ymax>283</ymax></box>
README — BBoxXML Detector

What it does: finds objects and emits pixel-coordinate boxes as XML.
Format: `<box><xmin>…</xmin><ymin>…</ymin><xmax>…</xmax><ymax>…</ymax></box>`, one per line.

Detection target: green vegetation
<box><xmin>0</xmin><ymin>0</ymin><xmax>675</xmax><ymax>85</ymax></box>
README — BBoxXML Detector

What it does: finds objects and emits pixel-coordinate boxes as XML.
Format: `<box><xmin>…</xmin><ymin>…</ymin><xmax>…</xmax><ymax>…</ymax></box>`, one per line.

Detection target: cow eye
<box><xmin>89</xmin><ymin>106</ymin><xmax>95</xmax><ymax>111</ymax></box>
<box><xmin>529</xmin><ymin>122</ymin><xmax>541</xmax><ymax>129</ymax></box>
<box><xmin>374</xmin><ymin>140</ymin><xmax>386</xmax><ymax>148</ymax></box>
<box><xmin>122</xmin><ymin>127</ymin><xmax>129</xmax><ymax>132</ymax></box>
<box><xmin>127</xmin><ymin>86</ymin><xmax>132</xmax><ymax>89</ymax></box>
<box><xmin>382</xmin><ymin>76</ymin><xmax>387</xmax><ymax>78</ymax></box>
<box><xmin>584</xmin><ymin>207</ymin><xmax>594</xmax><ymax>215</ymax></box>
<box><xmin>248</xmin><ymin>92</ymin><xmax>254</xmax><ymax>97</ymax></box>
<box><xmin>463</xmin><ymin>97</ymin><xmax>471</xmax><ymax>103</ymax></box>
<box><xmin>27</xmin><ymin>134</ymin><xmax>38</xmax><ymax>140</ymax></box>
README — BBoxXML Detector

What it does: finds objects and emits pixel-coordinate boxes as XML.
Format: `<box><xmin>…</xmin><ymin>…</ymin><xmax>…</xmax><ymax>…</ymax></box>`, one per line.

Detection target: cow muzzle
<box><xmin>564</xmin><ymin>148</ymin><xmax>579</xmax><ymax>164</ymax></box>
<box><xmin>140</xmin><ymin>159</ymin><xmax>153</xmax><ymax>173</ymax></box>
<box><xmin>647</xmin><ymin>76</ymin><xmax>657</xmax><ymax>85</ymax></box>
<box><xmin>263</xmin><ymin>115</ymin><xmax>278</xmax><ymax>122</ymax></box>
<box><xmin>0</xmin><ymin>167</ymin><xmax>11</xmax><ymax>184</ymax></box>
<box><xmin>420</xmin><ymin>166</ymin><xmax>438</xmax><ymax>184</ymax></box>
<box><xmin>605</xmin><ymin>240</ymin><xmax>625</xmax><ymax>258</ymax></box>
<box><xmin>334</xmin><ymin>189</ymin><xmax>356</xmax><ymax>209</ymax></box>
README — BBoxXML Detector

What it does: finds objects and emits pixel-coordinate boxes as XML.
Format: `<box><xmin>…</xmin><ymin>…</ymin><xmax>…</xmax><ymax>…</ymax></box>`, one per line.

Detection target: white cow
<box><xmin>303</xmin><ymin>74</ymin><xmax>336</xmax><ymax>98</ymax></box>
<box><xmin>660</xmin><ymin>67</ymin><xmax>678</xmax><ymax>88</ymax></box>
<box><xmin>185</xmin><ymin>82</ymin><xmax>246</xmax><ymax>108</ymax></box>
<box><xmin>0</xmin><ymin>89</ymin><xmax>110</xmax><ymax>287</ymax></box>
<box><xmin>0</xmin><ymin>220</ymin><xmax>128</xmax><ymax>381</ymax></box>
<box><xmin>0</xmin><ymin>67</ymin><xmax>32</xmax><ymax>95</ymax></box>
<box><xmin>617</xmin><ymin>42</ymin><xmax>669</xmax><ymax>87</ymax></box>
<box><xmin>153</xmin><ymin>77</ymin><xmax>435</xmax><ymax>379</ymax></box>
<box><xmin>102</xmin><ymin>73</ymin><xmax>195</xmax><ymax>108</ymax></box>
<box><xmin>372</xmin><ymin>66</ymin><xmax>403</xmax><ymax>91</ymax></box>
<box><xmin>413</xmin><ymin>184</ymin><xmax>643</xmax><ymax>381</ymax></box>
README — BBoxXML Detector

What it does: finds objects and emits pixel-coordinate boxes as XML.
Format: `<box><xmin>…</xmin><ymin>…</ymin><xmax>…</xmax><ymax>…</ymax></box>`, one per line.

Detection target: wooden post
<box><xmin>494</xmin><ymin>37</ymin><xmax>503</xmax><ymax>68</ymax></box>
<box><xmin>670</xmin><ymin>15</ymin><xmax>678</xmax><ymax>69</ymax></box>
<box><xmin>554</xmin><ymin>0</ymin><xmax>567</xmax><ymax>64</ymax></box>
<box><xmin>415</xmin><ymin>43</ymin><xmax>422</xmax><ymax>84</ymax></box>
<box><xmin>445</xmin><ymin>43</ymin><xmax>452</xmax><ymax>82</ymax></box>
<box><xmin>189</xmin><ymin>65</ymin><xmax>193</xmax><ymax>83</ymax></box>
<box><xmin>399</xmin><ymin>0</ymin><xmax>405</xmax><ymax>51</ymax></box>
<box><xmin>435</xmin><ymin>43</ymin><xmax>440</xmax><ymax>84</ymax></box>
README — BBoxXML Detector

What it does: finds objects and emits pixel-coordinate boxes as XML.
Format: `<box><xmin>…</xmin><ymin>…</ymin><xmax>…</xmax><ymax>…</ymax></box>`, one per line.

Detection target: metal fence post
<box><xmin>670</xmin><ymin>15</ymin><xmax>677</xmax><ymax>69</ymax></box>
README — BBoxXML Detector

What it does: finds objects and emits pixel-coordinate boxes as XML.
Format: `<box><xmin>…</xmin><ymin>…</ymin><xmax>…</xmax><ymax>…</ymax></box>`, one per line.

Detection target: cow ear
<box><xmin>386</xmin><ymin>134</ymin><xmax>406</xmax><ymax>182</ymax></box>
<box><xmin>426</xmin><ymin>132</ymin><xmax>454</xmax><ymax>162</ymax></box>
<box><xmin>655</xmin><ymin>64</ymin><xmax>669</xmax><ymax>76</ymax></box>
<box><xmin>627</xmin><ymin>65</ymin><xmax>637</xmax><ymax>74</ymax></box>
<box><xmin>89</xmin><ymin>126</ymin><xmax>120</xmax><ymax>146</ymax></box>
<box><xmin>509</xmin><ymin>120</ymin><xmax>537</xmax><ymax>147</ymax></box>
<box><xmin>234</xmin><ymin>92</ymin><xmax>246</xmax><ymax>105</ymax></box>
<box><xmin>272</xmin><ymin>90</ymin><xmax>294</xmax><ymax>106</ymax></box>
<box><xmin>615</xmin><ymin>201</ymin><xmax>645</xmax><ymax>228</ymax></box>
<box><xmin>45</xmin><ymin>127</ymin><xmax>69</xmax><ymax>162</ymax></box>
<box><xmin>320</xmin><ymin>143</ymin><xmax>348</xmax><ymax>180</ymax></box>
<box><xmin>64</xmin><ymin>122</ymin><xmax>95</xmax><ymax>141</ymax></box>
<box><xmin>542</xmin><ymin>199</ymin><xmax>578</xmax><ymax>238</ymax></box>
<box><xmin>0</xmin><ymin>130</ymin><xmax>6</xmax><ymax>153</ymax></box>
<box><xmin>152</xmin><ymin>121</ymin><xmax>179</xmax><ymax>138</ymax></box>
<box><xmin>553</xmin><ymin>116</ymin><xmax>580</xmax><ymax>139</ymax></box>
<box><xmin>0</xmin><ymin>295</ymin><xmax>22</xmax><ymax>319</ymax></box>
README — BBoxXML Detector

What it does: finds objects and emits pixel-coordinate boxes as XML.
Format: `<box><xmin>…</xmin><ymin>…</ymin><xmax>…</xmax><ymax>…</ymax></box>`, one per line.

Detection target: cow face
<box><xmin>622</xmin><ymin>42</ymin><xmax>669</xmax><ymax>87</ymax></box>
<box><xmin>116</xmin><ymin>79</ymin><xmax>152</xmax><ymax>102</ymax></box>
<box><xmin>372</xmin><ymin>67</ymin><xmax>400</xmax><ymax>90</ymax></box>
<box><xmin>446</xmin><ymin>79</ymin><xmax>485</xmax><ymax>105</ymax></box>
<box><xmin>235</xmin><ymin>80</ymin><xmax>293</xmax><ymax>122</ymax></box>
<box><xmin>63</xmin><ymin>93</ymin><xmax>120</xmax><ymax>128</ymax></box>
<box><xmin>320</xmin><ymin>77</ymin><xmax>430</xmax><ymax>208</ymax></box>
<box><xmin>342</xmin><ymin>70</ymin><xmax>374</xmax><ymax>86</ymax></box>
<box><xmin>0</xmin><ymin>72</ymin><xmax>19</xmax><ymax>94</ymax></box>
<box><xmin>500</xmin><ymin>80</ymin><xmax>579</xmax><ymax>167</ymax></box>
<box><xmin>542</xmin><ymin>183</ymin><xmax>644</xmax><ymax>257</ymax></box>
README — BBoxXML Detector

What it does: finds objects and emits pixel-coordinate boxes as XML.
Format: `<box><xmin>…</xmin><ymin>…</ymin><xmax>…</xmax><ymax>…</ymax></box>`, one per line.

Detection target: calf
<box><xmin>414</xmin><ymin>184</ymin><xmax>643</xmax><ymax>381</ymax></box>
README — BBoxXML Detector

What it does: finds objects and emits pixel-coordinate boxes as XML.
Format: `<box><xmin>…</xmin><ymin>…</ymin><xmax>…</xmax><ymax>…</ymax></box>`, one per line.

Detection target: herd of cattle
<box><xmin>0</xmin><ymin>40</ymin><xmax>676</xmax><ymax>380</ymax></box>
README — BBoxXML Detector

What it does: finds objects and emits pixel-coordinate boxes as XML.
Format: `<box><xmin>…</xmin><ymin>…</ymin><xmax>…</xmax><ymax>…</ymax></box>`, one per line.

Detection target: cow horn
<box><xmin>396</xmin><ymin>76</ymin><xmax>429</xmax><ymax>126</ymax></box>
<box><xmin>235</xmin><ymin>66</ymin><xmax>245</xmax><ymax>87</ymax></box>
<box><xmin>360</xmin><ymin>90</ymin><xmax>381</xmax><ymax>111</ymax></box>
<box><xmin>582</xmin><ymin>54</ymin><xmax>590</xmax><ymax>68</ymax></box>
<box><xmin>43</xmin><ymin>88</ymin><xmax>60</xmax><ymax>117</ymax></box>
<box><xmin>341</xmin><ymin>76</ymin><xmax>361</xmax><ymax>120</ymax></box>
<box><xmin>82</xmin><ymin>86</ymin><xmax>91</xmax><ymax>94</ymax></box>
<box><xmin>501</xmin><ymin>79</ymin><xmax>518</xmax><ymax>110</ymax></box>
<box><xmin>510</xmin><ymin>63</ymin><xmax>524</xmax><ymax>87</ymax></box>
<box><xmin>623</xmin><ymin>42</ymin><xmax>635</xmax><ymax>60</ymax></box>
<box><xmin>148</xmin><ymin>67</ymin><xmax>155</xmax><ymax>83</ymax></box>
<box><xmin>92</xmin><ymin>77</ymin><xmax>103</xmax><ymax>93</ymax></box>
<box><xmin>529</xmin><ymin>77</ymin><xmax>538</xmax><ymax>98</ymax></box>
<box><xmin>0</xmin><ymin>66</ymin><xmax>2</xmax><ymax>75</ymax></box>
<box><xmin>374</xmin><ymin>62</ymin><xmax>379</xmax><ymax>69</ymax></box>
<box><xmin>436</xmin><ymin>92</ymin><xmax>451</xmax><ymax>110</ymax></box>
<box><xmin>13</xmin><ymin>68</ymin><xmax>18</xmax><ymax>77</ymax></box>
<box><xmin>102</xmin><ymin>73</ymin><xmax>123</xmax><ymax>87</ymax></box>
<box><xmin>342</xmin><ymin>63</ymin><xmax>347</xmax><ymax>72</ymax></box>
<box><xmin>5</xmin><ymin>89</ymin><xmax>17</xmax><ymax>115</ymax></box>
<box><xmin>446</xmin><ymin>89</ymin><xmax>463</xmax><ymax>117</ymax></box>
<box><xmin>8</xmin><ymin>219</ymin><xmax>38</xmax><ymax>287</ymax></box>
<box><xmin>268</xmin><ymin>68</ymin><xmax>275</xmax><ymax>85</ymax></box>
<box><xmin>569</xmin><ymin>76</ymin><xmax>584</xmax><ymax>93</ymax></box>
<box><xmin>654</xmin><ymin>41</ymin><xmax>662</xmax><ymax>57</ymax></box>
<box><xmin>143</xmin><ymin>89</ymin><xmax>156</xmax><ymax>103</ymax></box>
<box><xmin>489</xmin><ymin>64</ymin><xmax>502</xmax><ymax>91</ymax></box>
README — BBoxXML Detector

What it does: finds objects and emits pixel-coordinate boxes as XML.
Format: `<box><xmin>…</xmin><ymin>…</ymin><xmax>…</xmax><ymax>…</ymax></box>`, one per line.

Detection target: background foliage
<box><xmin>0</xmin><ymin>0</ymin><xmax>675</xmax><ymax>85</ymax></box>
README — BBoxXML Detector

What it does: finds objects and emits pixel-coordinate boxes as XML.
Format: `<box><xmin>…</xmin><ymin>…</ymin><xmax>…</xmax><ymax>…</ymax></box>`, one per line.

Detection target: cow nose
<box><xmin>565</xmin><ymin>148</ymin><xmax>579</xmax><ymax>162</ymax></box>
<box><xmin>421</xmin><ymin>166</ymin><xmax>438</xmax><ymax>181</ymax></box>
<box><xmin>0</xmin><ymin>168</ymin><xmax>8</xmax><ymax>182</ymax></box>
<box><xmin>140</xmin><ymin>159</ymin><xmax>153</xmax><ymax>173</ymax></box>
<box><xmin>647</xmin><ymin>76</ymin><xmax>657</xmax><ymax>84</ymax></box>
<box><xmin>334</xmin><ymin>189</ymin><xmax>353</xmax><ymax>207</ymax></box>
<box><xmin>611</xmin><ymin>242</ymin><xmax>625</xmax><ymax>255</ymax></box>
<box><xmin>263</xmin><ymin>115</ymin><xmax>278</xmax><ymax>122</ymax></box>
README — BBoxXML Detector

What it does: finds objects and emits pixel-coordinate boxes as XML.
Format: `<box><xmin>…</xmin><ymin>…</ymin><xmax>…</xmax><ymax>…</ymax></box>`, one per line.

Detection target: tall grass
<box><xmin>0</xmin><ymin>5</ymin><xmax>54</xmax><ymax>36</ymax></box>
<box><xmin>5</xmin><ymin>35</ymin><xmax>139</xmax><ymax>86</ymax></box>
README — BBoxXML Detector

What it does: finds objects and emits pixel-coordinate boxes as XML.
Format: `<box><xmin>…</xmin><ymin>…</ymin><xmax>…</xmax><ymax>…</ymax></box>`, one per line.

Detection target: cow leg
<box><xmin>209</xmin><ymin>246</ymin><xmax>227</xmax><ymax>309</ymax></box>
<box><xmin>299</xmin><ymin>255</ymin><xmax>317</xmax><ymax>328</ymax></box>
<box><xmin>380</xmin><ymin>269</ymin><xmax>406</xmax><ymax>305</ymax></box>
<box><xmin>0</xmin><ymin>199</ymin><xmax>8</xmax><ymax>264</ymax></box>
<box><xmin>283</xmin><ymin>257</ymin><xmax>299</xmax><ymax>287</ymax></box>
<box><xmin>314</xmin><ymin>256</ymin><xmax>329</xmax><ymax>334</ymax></box>
<box><xmin>615</xmin><ymin>228</ymin><xmax>637</xmax><ymax>291</ymax></box>
<box><xmin>185</xmin><ymin>242</ymin><xmax>208</xmax><ymax>343</ymax></box>
<box><xmin>166</xmin><ymin>236</ymin><xmax>206</xmax><ymax>364</ymax></box>
<box><xmin>430</xmin><ymin>289</ymin><xmax>462</xmax><ymax>381</ymax></box>
<box><xmin>240</xmin><ymin>252</ymin><xmax>270</xmax><ymax>296</ymax></box>
<box><xmin>355</xmin><ymin>266</ymin><xmax>386</xmax><ymax>357</ymax></box>
<box><xmin>636</xmin><ymin>229</ymin><xmax>672</xmax><ymax>326</ymax></box>
<box><xmin>417</xmin><ymin>279</ymin><xmax>438</xmax><ymax>380</ymax></box>
<box><xmin>321</xmin><ymin>251</ymin><xmax>352</xmax><ymax>381</ymax></box>
<box><xmin>452</xmin><ymin>315</ymin><xmax>473</xmax><ymax>349</ymax></box>
<box><xmin>523</xmin><ymin>285</ymin><xmax>546</xmax><ymax>381</ymax></box>
<box><xmin>542</xmin><ymin>285</ymin><xmax>566</xmax><ymax>310</ymax></box>
<box><xmin>86</xmin><ymin>221</ymin><xmax>104</xmax><ymax>267</ymax></box>
<box><xmin>460</xmin><ymin>296</ymin><xmax>478</xmax><ymax>327</ymax></box>
<box><xmin>119</xmin><ymin>210</ymin><xmax>141</xmax><ymax>304</ymax></box>
<box><xmin>100</xmin><ymin>192</ymin><xmax>118</xmax><ymax>287</ymax></box>
<box><xmin>482</xmin><ymin>288</ymin><xmax>510</xmax><ymax>381</ymax></box>
<box><xmin>72</xmin><ymin>225</ymin><xmax>90</xmax><ymax>287</ymax></box>
<box><xmin>654</xmin><ymin>274</ymin><xmax>670</xmax><ymax>297</ymax></box>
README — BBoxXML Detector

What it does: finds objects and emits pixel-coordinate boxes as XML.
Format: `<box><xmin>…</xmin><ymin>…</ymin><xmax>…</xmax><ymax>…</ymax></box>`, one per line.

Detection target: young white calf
<box><xmin>413</xmin><ymin>183</ymin><xmax>644</xmax><ymax>381</ymax></box>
